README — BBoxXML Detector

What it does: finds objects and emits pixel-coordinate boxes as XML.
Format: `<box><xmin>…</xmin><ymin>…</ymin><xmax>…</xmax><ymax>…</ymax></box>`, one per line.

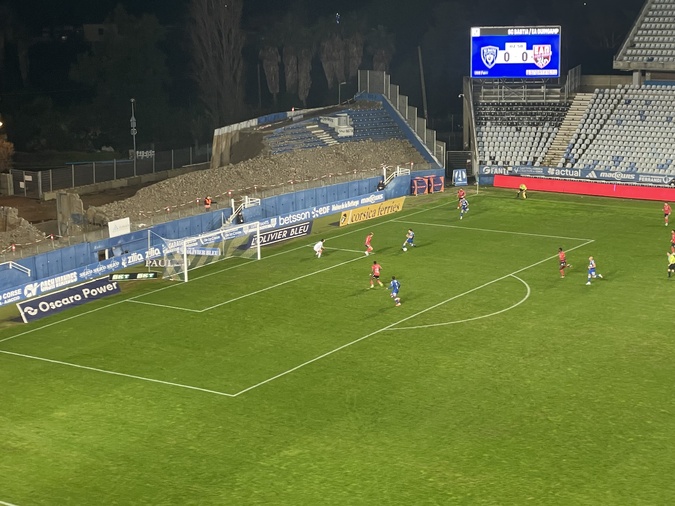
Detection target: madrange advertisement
<box><xmin>471</xmin><ymin>26</ymin><xmax>561</xmax><ymax>79</ymax></box>
<box><xmin>17</xmin><ymin>277</ymin><xmax>121</xmax><ymax>323</ymax></box>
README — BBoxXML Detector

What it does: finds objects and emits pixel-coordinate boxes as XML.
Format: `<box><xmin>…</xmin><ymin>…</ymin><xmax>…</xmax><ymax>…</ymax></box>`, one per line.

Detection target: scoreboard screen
<box><xmin>470</xmin><ymin>26</ymin><xmax>561</xmax><ymax>79</ymax></box>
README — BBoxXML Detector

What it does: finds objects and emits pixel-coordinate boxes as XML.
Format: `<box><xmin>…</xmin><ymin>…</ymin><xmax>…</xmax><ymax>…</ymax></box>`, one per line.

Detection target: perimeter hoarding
<box><xmin>471</xmin><ymin>26</ymin><xmax>561</xmax><ymax>79</ymax></box>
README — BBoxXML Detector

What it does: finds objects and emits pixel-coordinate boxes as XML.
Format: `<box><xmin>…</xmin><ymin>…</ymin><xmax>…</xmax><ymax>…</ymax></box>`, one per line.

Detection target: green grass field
<box><xmin>1</xmin><ymin>188</ymin><xmax>674</xmax><ymax>505</ymax></box>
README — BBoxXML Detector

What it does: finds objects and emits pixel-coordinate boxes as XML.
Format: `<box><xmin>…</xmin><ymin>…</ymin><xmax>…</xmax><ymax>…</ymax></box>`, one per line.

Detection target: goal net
<box><xmin>151</xmin><ymin>222</ymin><xmax>261</xmax><ymax>282</ymax></box>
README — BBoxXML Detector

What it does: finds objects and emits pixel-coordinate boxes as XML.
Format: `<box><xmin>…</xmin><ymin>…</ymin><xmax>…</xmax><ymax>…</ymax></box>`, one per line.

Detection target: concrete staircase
<box><xmin>306</xmin><ymin>124</ymin><xmax>338</xmax><ymax>146</ymax></box>
<box><xmin>543</xmin><ymin>93</ymin><xmax>593</xmax><ymax>167</ymax></box>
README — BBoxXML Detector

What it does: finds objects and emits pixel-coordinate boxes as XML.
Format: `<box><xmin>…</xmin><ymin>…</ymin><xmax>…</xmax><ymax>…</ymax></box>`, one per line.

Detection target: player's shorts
<box><xmin>406</xmin><ymin>238</ymin><xmax>414</xmax><ymax>244</ymax></box>
<box><xmin>390</xmin><ymin>291</ymin><xmax>399</xmax><ymax>298</ymax></box>
<box><xmin>559</xmin><ymin>261</ymin><xmax>567</xmax><ymax>268</ymax></box>
<box><xmin>371</xmin><ymin>274</ymin><xmax>380</xmax><ymax>279</ymax></box>
<box><xmin>669</xmin><ymin>263</ymin><xmax>675</xmax><ymax>270</ymax></box>
<box><xmin>671</xmin><ymin>242</ymin><xmax>675</xmax><ymax>249</ymax></box>
<box><xmin>666</xmin><ymin>213</ymin><xmax>671</xmax><ymax>217</ymax></box>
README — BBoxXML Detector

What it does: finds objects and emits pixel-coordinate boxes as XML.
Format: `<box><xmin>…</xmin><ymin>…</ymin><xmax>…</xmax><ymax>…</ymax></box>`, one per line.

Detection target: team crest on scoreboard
<box><xmin>533</xmin><ymin>44</ymin><xmax>552</xmax><ymax>68</ymax></box>
<box><xmin>480</xmin><ymin>46</ymin><xmax>499</xmax><ymax>69</ymax></box>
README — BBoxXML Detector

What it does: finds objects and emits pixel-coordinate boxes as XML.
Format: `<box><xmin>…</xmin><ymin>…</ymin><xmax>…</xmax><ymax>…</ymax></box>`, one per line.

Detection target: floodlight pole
<box><xmin>338</xmin><ymin>81</ymin><xmax>346</xmax><ymax>105</ymax></box>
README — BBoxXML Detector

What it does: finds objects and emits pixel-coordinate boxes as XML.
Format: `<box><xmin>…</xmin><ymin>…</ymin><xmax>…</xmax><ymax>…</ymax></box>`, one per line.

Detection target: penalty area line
<box><xmin>0</xmin><ymin>501</ymin><xmax>20</xmax><ymax>506</ymax></box>
<box><xmin>0</xmin><ymin>349</ymin><xmax>235</xmax><ymax>398</ymax></box>
<box><xmin>231</xmin><ymin>241</ymin><xmax>594</xmax><ymax>397</ymax></box>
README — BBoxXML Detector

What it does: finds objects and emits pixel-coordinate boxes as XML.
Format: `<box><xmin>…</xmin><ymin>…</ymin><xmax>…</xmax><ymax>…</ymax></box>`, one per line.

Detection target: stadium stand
<box><xmin>563</xmin><ymin>83</ymin><xmax>675</xmax><ymax>174</ymax></box>
<box><xmin>475</xmin><ymin>101</ymin><xmax>569</xmax><ymax>166</ymax></box>
<box><xmin>264</xmin><ymin>103</ymin><xmax>405</xmax><ymax>155</ymax></box>
<box><xmin>615</xmin><ymin>0</ymin><xmax>675</xmax><ymax>68</ymax></box>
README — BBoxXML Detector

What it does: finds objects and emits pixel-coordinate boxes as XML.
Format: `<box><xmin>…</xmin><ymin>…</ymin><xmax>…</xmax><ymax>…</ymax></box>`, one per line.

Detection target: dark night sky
<box><xmin>1</xmin><ymin>0</ymin><xmax>647</xmax><ymax>145</ymax></box>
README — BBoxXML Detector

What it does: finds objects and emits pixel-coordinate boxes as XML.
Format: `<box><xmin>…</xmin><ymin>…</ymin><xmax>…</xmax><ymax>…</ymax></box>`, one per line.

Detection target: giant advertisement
<box><xmin>470</xmin><ymin>26</ymin><xmax>561</xmax><ymax>79</ymax></box>
<box><xmin>339</xmin><ymin>197</ymin><xmax>406</xmax><ymax>226</ymax></box>
<box><xmin>478</xmin><ymin>165</ymin><xmax>675</xmax><ymax>185</ymax></box>
<box><xmin>16</xmin><ymin>277</ymin><xmax>121</xmax><ymax>323</ymax></box>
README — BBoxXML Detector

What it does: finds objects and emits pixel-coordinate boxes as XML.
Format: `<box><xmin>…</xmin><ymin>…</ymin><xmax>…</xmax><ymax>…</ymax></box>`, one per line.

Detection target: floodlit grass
<box><xmin>1</xmin><ymin>188</ymin><xmax>674</xmax><ymax>504</ymax></box>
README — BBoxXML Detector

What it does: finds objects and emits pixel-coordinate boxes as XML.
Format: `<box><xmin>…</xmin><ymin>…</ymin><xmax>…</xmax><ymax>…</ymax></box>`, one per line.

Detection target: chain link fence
<box><xmin>9</xmin><ymin>145</ymin><xmax>211</xmax><ymax>199</ymax></box>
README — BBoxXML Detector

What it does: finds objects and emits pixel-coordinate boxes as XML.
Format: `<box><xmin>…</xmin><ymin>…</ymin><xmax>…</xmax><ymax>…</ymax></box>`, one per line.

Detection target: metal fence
<box><xmin>10</xmin><ymin>144</ymin><xmax>211</xmax><ymax>198</ymax></box>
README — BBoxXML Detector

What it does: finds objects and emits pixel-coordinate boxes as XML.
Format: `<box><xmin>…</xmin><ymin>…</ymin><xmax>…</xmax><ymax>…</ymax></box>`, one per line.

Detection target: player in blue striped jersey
<box><xmin>459</xmin><ymin>197</ymin><xmax>469</xmax><ymax>220</ymax></box>
<box><xmin>586</xmin><ymin>256</ymin><xmax>604</xmax><ymax>285</ymax></box>
<box><xmin>402</xmin><ymin>229</ymin><xmax>415</xmax><ymax>250</ymax></box>
<box><xmin>389</xmin><ymin>276</ymin><xmax>401</xmax><ymax>306</ymax></box>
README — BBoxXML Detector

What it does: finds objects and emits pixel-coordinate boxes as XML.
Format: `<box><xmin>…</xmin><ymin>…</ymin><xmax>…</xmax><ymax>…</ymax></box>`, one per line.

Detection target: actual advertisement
<box><xmin>339</xmin><ymin>197</ymin><xmax>406</xmax><ymax>226</ymax></box>
<box><xmin>479</xmin><ymin>165</ymin><xmax>671</xmax><ymax>184</ymax></box>
<box><xmin>248</xmin><ymin>221</ymin><xmax>313</xmax><ymax>248</ymax></box>
<box><xmin>16</xmin><ymin>277</ymin><xmax>122</xmax><ymax>323</ymax></box>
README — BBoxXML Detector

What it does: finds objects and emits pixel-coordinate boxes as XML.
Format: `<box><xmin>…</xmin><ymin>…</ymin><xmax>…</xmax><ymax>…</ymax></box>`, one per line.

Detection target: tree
<box><xmin>259</xmin><ymin>46</ymin><xmax>281</xmax><ymax>106</ymax></box>
<box><xmin>0</xmin><ymin>138</ymin><xmax>13</xmax><ymax>172</ymax></box>
<box><xmin>188</xmin><ymin>0</ymin><xmax>246</xmax><ymax>128</ymax></box>
<box><xmin>70</xmin><ymin>5</ymin><xmax>175</xmax><ymax>149</ymax></box>
<box><xmin>366</xmin><ymin>25</ymin><xmax>395</xmax><ymax>73</ymax></box>
<box><xmin>0</xmin><ymin>1</ymin><xmax>29</xmax><ymax>89</ymax></box>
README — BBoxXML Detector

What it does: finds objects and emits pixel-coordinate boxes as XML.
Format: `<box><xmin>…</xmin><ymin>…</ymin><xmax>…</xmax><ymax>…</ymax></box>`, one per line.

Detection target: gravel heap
<box><xmin>0</xmin><ymin>207</ymin><xmax>47</xmax><ymax>252</ymax></box>
<box><xmin>89</xmin><ymin>138</ymin><xmax>427</xmax><ymax>223</ymax></box>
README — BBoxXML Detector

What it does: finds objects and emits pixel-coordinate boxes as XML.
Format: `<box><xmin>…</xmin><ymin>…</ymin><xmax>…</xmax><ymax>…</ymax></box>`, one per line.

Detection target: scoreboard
<box><xmin>470</xmin><ymin>26</ymin><xmax>561</xmax><ymax>79</ymax></box>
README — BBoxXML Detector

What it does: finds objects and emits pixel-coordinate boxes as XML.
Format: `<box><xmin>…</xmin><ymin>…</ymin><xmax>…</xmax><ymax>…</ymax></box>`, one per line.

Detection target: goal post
<box><xmin>151</xmin><ymin>221</ymin><xmax>261</xmax><ymax>282</ymax></box>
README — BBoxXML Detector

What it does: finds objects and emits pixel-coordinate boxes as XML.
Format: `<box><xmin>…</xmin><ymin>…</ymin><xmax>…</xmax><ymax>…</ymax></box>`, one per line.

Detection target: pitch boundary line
<box><xmin>0</xmin><ymin>500</ymin><xmax>19</xmax><ymax>506</ymax></box>
<box><xmin>0</xmin><ymin>349</ymin><xmax>236</xmax><ymax>397</ymax></box>
<box><xmin>388</xmin><ymin>274</ymin><xmax>530</xmax><ymax>331</ymax></box>
<box><xmin>229</xmin><ymin>239</ymin><xmax>594</xmax><ymax>397</ymax></box>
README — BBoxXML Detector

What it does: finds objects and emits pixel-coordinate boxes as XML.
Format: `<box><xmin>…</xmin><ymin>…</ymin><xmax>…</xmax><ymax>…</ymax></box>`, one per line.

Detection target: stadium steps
<box><xmin>543</xmin><ymin>93</ymin><xmax>593</xmax><ymax>167</ymax></box>
<box><xmin>305</xmin><ymin>124</ymin><xmax>338</xmax><ymax>145</ymax></box>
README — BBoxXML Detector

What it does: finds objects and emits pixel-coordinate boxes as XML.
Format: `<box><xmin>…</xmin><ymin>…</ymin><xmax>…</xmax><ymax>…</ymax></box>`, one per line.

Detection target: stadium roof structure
<box><xmin>614</xmin><ymin>0</ymin><xmax>675</xmax><ymax>72</ymax></box>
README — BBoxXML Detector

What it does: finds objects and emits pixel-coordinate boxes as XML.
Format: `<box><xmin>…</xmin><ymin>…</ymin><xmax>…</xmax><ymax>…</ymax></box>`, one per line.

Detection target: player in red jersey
<box><xmin>558</xmin><ymin>247</ymin><xmax>572</xmax><ymax>278</ymax></box>
<box><xmin>364</xmin><ymin>232</ymin><xmax>374</xmax><ymax>256</ymax></box>
<box><xmin>671</xmin><ymin>229</ymin><xmax>675</xmax><ymax>253</ymax></box>
<box><xmin>369</xmin><ymin>260</ymin><xmax>384</xmax><ymax>288</ymax></box>
<box><xmin>664</xmin><ymin>202</ymin><xmax>672</xmax><ymax>226</ymax></box>
<box><xmin>457</xmin><ymin>188</ymin><xmax>466</xmax><ymax>208</ymax></box>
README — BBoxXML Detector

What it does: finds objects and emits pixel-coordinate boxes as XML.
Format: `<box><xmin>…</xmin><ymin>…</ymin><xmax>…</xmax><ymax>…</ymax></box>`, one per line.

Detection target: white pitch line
<box><xmin>0</xmin><ymin>299</ymin><xmax>130</xmax><ymax>345</ymax></box>
<box><xmin>126</xmin><ymin>300</ymin><xmax>203</xmax><ymax>312</ymax></box>
<box><xmin>199</xmin><ymin>255</ymin><xmax>365</xmax><ymax>312</ymax></box>
<box><xmin>0</xmin><ymin>349</ymin><xmax>235</xmax><ymax>397</ymax></box>
<box><xmin>388</xmin><ymin>274</ymin><xmax>530</xmax><ymax>331</ymax></box>
<box><xmin>395</xmin><ymin>220</ymin><xmax>594</xmax><ymax>242</ymax></box>
<box><xmin>324</xmin><ymin>246</ymin><xmax>367</xmax><ymax>254</ymax></box>
<box><xmin>231</xmin><ymin>241</ymin><xmax>594</xmax><ymax>397</ymax></box>
<box><xmin>0</xmin><ymin>500</ymin><xmax>19</xmax><ymax>506</ymax></box>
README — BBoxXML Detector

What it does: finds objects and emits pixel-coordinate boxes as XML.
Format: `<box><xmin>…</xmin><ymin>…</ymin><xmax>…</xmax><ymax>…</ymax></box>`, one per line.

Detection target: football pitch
<box><xmin>1</xmin><ymin>188</ymin><xmax>674</xmax><ymax>504</ymax></box>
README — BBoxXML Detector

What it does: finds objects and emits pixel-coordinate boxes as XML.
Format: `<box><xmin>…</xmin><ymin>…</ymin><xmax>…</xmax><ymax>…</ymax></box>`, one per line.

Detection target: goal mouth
<box><xmin>150</xmin><ymin>222</ymin><xmax>261</xmax><ymax>282</ymax></box>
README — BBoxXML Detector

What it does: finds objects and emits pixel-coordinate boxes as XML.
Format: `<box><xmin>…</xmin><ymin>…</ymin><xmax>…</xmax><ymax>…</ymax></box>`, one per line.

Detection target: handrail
<box><xmin>1</xmin><ymin>261</ymin><xmax>31</xmax><ymax>277</ymax></box>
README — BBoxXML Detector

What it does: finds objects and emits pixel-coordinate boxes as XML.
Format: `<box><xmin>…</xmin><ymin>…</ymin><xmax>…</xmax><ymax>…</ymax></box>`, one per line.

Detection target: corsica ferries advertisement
<box><xmin>339</xmin><ymin>197</ymin><xmax>406</xmax><ymax>226</ymax></box>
